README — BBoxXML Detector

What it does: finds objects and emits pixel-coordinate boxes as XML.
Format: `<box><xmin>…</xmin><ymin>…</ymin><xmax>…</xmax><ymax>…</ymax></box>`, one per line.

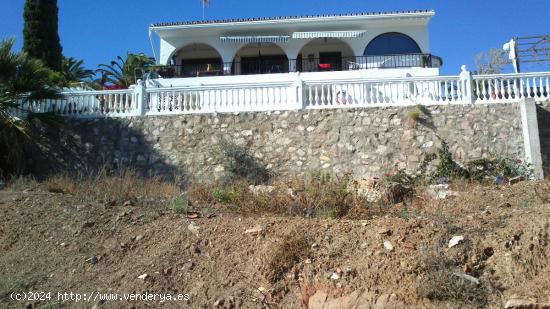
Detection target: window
<box><xmin>364</xmin><ymin>32</ymin><xmax>421</xmax><ymax>55</ymax></box>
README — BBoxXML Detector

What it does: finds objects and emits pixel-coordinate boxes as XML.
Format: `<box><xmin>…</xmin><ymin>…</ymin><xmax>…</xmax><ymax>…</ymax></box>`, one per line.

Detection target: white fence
<box><xmin>304</xmin><ymin>75</ymin><xmax>464</xmax><ymax>109</ymax></box>
<box><xmin>145</xmin><ymin>81</ymin><xmax>300</xmax><ymax>115</ymax></box>
<box><xmin>472</xmin><ymin>72</ymin><xmax>550</xmax><ymax>103</ymax></box>
<box><xmin>16</xmin><ymin>89</ymin><xmax>136</xmax><ymax>118</ymax></box>
<box><xmin>14</xmin><ymin>69</ymin><xmax>550</xmax><ymax>119</ymax></box>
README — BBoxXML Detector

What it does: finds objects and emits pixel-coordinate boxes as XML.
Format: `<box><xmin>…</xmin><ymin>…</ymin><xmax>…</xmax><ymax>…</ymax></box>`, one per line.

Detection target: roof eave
<box><xmin>149</xmin><ymin>11</ymin><xmax>435</xmax><ymax>33</ymax></box>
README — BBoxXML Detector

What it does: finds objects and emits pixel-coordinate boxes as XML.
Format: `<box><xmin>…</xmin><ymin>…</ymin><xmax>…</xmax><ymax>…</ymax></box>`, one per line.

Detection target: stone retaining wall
<box><xmin>33</xmin><ymin>102</ymin><xmax>534</xmax><ymax>183</ymax></box>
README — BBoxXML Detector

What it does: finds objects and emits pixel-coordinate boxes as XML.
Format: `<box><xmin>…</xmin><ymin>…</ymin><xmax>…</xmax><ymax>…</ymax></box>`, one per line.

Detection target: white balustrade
<box><xmin>145</xmin><ymin>82</ymin><xmax>300</xmax><ymax>115</ymax></box>
<box><xmin>11</xmin><ymin>71</ymin><xmax>550</xmax><ymax>119</ymax></box>
<box><xmin>17</xmin><ymin>89</ymin><xmax>136</xmax><ymax>118</ymax></box>
<box><xmin>303</xmin><ymin>76</ymin><xmax>463</xmax><ymax>109</ymax></box>
<box><xmin>473</xmin><ymin>72</ymin><xmax>550</xmax><ymax>103</ymax></box>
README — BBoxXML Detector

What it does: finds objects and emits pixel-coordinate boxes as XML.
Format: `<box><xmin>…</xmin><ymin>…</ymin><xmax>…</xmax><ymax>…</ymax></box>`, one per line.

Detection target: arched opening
<box><xmin>362</xmin><ymin>33</ymin><xmax>427</xmax><ymax>68</ymax></box>
<box><xmin>364</xmin><ymin>32</ymin><xmax>422</xmax><ymax>55</ymax></box>
<box><xmin>170</xmin><ymin>43</ymin><xmax>223</xmax><ymax>77</ymax></box>
<box><xmin>296</xmin><ymin>38</ymin><xmax>355</xmax><ymax>72</ymax></box>
<box><xmin>232</xmin><ymin>43</ymin><xmax>288</xmax><ymax>75</ymax></box>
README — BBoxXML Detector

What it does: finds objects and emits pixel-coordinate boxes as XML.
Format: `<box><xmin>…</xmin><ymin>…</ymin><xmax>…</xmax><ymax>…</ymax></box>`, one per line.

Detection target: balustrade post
<box><xmin>133</xmin><ymin>79</ymin><xmax>147</xmax><ymax>116</ymax></box>
<box><xmin>460</xmin><ymin>65</ymin><xmax>474</xmax><ymax>104</ymax></box>
<box><xmin>293</xmin><ymin>72</ymin><xmax>304</xmax><ymax>110</ymax></box>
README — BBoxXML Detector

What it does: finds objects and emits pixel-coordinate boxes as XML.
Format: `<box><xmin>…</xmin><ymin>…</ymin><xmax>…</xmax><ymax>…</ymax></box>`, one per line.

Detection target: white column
<box><xmin>134</xmin><ymin>79</ymin><xmax>147</xmax><ymax>116</ymax></box>
<box><xmin>520</xmin><ymin>98</ymin><xmax>544</xmax><ymax>179</ymax></box>
<box><xmin>459</xmin><ymin>65</ymin><xmax>473</xmax><ymax>104</ymax></box>
<box><xmin>293</xmin><ymin>72</ymin><xmax>304</xmax><ymax>109</ymax></box>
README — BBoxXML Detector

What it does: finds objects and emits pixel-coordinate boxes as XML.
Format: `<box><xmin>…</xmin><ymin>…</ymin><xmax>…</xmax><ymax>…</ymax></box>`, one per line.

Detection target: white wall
<box><xmin>146</xmin><ymin>68</ymin><xmax>440</xmax><ymax>88</ymax></box>
<box><xmin>160</xmin><ymin>29</ymin><xmax>429</xmax><ymax>66</ymax></box>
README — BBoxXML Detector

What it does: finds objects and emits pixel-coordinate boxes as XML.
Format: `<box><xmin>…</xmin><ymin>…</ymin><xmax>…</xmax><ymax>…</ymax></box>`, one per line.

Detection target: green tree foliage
<box><xmin>0</xmin><ymin>39</ymin><xmax>61</xmax><ymax>175</ymax></box>
<box><xmin>61</xmin><ymin>57</ymin><xmax>95</xmax><ymax>87</ymax></box>
<box><xmin>23</xmin><ymin>0</ymin><xmax>63</xmax><ymax>71</ymax></box>
<box><xmin>96</xmin><ymin>53</ymin><xmax>155</xmax><ymax>89</ymax></box>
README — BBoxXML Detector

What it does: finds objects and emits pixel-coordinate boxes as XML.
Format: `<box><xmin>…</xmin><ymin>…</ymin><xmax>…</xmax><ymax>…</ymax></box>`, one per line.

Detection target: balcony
<box><xmin>153</xmin><ymin>53</ymin><xmax>443</xmax><ymax>79</ymax></box>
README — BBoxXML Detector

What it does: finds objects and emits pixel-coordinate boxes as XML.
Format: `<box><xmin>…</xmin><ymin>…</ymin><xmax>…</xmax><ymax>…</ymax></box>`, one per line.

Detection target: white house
<box><xmin>148</xmin><ymin>10</ymin><xmax>442</xmax><ymax>86</ymax></box>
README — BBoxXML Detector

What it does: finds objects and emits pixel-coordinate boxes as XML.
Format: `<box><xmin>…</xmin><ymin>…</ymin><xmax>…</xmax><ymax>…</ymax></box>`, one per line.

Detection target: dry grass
<box><xmin>188</xmin><ymin>173</ymin><xmax>366</xmax><ymax>219</ymax></box>
<box><xmin>260</xmin><ymin>230</ymin><xmax>310</xmax><ymax>283</ymax></box>
<box><xmin>38</xmin><ymin>169</ymin><xmax>181</xmax><ymax>203</ymax></box>
<box><xmin>416</xmin><ymin>246</ymin><xmax>488</xmax><ymax>307</ymax></box>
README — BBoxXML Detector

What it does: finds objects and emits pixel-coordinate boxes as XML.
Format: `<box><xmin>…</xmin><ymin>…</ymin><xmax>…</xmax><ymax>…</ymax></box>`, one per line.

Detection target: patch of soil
<box><xmin>1</xmin><ymin>181</ymin><xmax>550</xmax><ymax>308</ymax></box>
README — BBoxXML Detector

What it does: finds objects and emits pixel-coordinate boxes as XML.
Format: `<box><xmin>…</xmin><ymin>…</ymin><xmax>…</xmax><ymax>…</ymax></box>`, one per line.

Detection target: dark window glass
<box><xmin>364</xmin><ymin>33</ymin><xmax>421</xmax><ymax>55</ymax></box>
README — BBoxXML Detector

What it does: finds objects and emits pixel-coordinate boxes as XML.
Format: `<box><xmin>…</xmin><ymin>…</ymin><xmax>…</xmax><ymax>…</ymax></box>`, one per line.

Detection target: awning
<box><xmin>292</xmin><ymin>31</ymin><xmax>366</xmax><ymax>39</ymax></box>
<box><xmin>220</xmin><ymin>35</ymin><xmax>290</xmax><ymax>44</ymax></box>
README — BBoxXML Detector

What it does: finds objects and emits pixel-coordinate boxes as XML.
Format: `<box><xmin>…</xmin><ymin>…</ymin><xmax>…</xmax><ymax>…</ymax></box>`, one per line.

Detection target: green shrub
<box><xmin>214</xmin><ymin>138</ymin><xmax>271</xmax><ymax>185</ymax></box>
<box><xmin>212</xmin><ymin>187</ymin><xmax>233</xmax><ymax>204</ymax></box>
<box><xmin>170</xmin><ymin>195</ymin><xmax>187</xmax><ymax>214</ymax></box>
<box><xmin>432</xmin><ymin>140</ymin><xmax>470</xmax><ymax>180</ymax></box>
<box><xmin>407</xmin><ymin>108</ymin><xmax>422</xmax><ymax>121</ymax></box>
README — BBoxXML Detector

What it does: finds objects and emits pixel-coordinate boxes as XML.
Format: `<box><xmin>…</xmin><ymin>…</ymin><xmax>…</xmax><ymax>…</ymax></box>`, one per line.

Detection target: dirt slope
<box><xmin>1</xmin><ymin>181</ymin><xmax>550</xmax><ymax>308</ymax></box>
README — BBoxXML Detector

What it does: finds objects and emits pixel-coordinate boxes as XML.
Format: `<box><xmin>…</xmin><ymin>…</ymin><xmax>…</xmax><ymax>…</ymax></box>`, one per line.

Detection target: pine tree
<box><xmin>23</xmin><ymin>0</ymin><xmax>63</xmax><ymax>71</ymax></box>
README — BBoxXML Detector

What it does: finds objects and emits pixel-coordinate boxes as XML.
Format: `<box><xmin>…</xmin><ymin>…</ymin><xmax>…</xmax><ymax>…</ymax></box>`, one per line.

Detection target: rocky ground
<box><xmin>1</xmin><ymin>180</ymin><xmax>550</xmax><ymax>308</ymax></box>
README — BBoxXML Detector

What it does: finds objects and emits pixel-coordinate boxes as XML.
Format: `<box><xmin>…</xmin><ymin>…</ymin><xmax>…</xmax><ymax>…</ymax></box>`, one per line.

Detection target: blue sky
<box><xmin>1</xmin><ymin>0</ymin><xmax>549</xmax><ymax>75</ymax></box>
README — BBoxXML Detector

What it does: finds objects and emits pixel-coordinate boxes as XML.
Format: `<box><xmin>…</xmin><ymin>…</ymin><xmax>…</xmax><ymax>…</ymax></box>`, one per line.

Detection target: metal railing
<box><xmin>153</xmin><ymin>53</ymin><xmax>442</xmax><ymax>78</ymax></box>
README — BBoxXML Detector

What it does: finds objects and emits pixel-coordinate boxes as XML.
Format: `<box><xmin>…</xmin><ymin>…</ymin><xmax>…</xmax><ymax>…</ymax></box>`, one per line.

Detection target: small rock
<box><xmin>452</xmin><ymin>271</ymin><xmax>480</xmax><ymax>285</ymax></box>
<box><xmin>138</xmin><ymin>273</ymin><xmax>148</xmax><ymax>280</ymax></box>
<box><xmin>244</xmin><ymin>227</ymin><xmax>263</xmax><ymax>236</ymax></box>
<box><xmin>449</xmin><ymin>235</ymin><xmax>464</xmax><ymax>248</ymax></box>
<box><xmin>383</xmin><ymin>240</ymin><xmax>394</xmax><ymax>251</ymax></box>
<box><xmin>330</xmin><ymin>273</ymin><xmax>340</xmax><ymax>280</ymax></box>
<box><xmin>182</xmin><ymin>262</ymin><xmax>194</xmax><ymax>271</ymax></box>
<box><xmin>188</xmin><ymin>222</ymin><xmax>200</xmax><ymax>237</ymax></box>
<box><xmin>82</xmin><ymin>221</ymin><xmax>95</xmax><ymax>228</ymax></box>
<box><xmin>86</xmin><ymin>256</ymin><xmax>99</xmax><ymax>264</ymax></box>
<box><xmin>311</xmin><ymin>243</ymin><xmax>318</xmax><ymax>248</ymax></box>
<box><xmin>60</xmin><ymin>242</ymin><xmax>67</xmax><ymax>247</ymax></box>
<box><xmin>378</xmin><ymin>228</ymin><xmax>392</xmax><ymax>235</ymax></box>
<box><xmin>504</xmin><ymin>298</ymin><xmax>540</xmax><ymax>308</ymax></box>
<box><xmin>257</xmin><ymin>286</ymin><xmax>267</xmax><ymax>293</ymax></box>
<box><xmin>135</xmin><ymin>235</ymin><xmax>144</xmax><ymax>242</ymax></box>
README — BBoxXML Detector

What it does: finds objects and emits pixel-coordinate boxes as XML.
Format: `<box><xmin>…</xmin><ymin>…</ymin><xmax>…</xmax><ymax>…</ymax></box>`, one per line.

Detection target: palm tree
<box><xmin>0</xmin><ymin>38</ymin><xmax>60</xmax><ymax>135</ymax></box>
<box><xmin>61</xmin><ymin>57</ymin><xmax>95</xmax><ymax>87</ymax></box>
<box><xmin>96</xmin><ymin>53</ymin><xmax>155</xmax><ymax>89</ymax></box>
<box><xmin>0</xmin><ymin>38</ymin><xmax>61</xmax><ymax>175</ymax></box>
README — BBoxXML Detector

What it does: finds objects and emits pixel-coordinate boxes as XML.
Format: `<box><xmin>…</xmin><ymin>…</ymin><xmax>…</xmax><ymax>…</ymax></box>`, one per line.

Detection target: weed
<box><xmin>187</xmin><ymin>183</ymin><xmax>215</xmax><ymax>205</ymax></box>
<box><xmin>39</xmin><ymin>169</ymin><xmax>180</xmax><ymax>204</ymax></box>
<box><xmin>170</xmin><ymin>195</ymin><xmax>187</xmax><ymax>214</ymax></box>
<box><xmin>399</xmin><ymin>206</ymin><xmax>409</xmax><ymax>221</ymax></box>
<box><xmin>384</xmin><ymin>170</ymin><xmax>414</xmax><ymax>185</ymax></box>
<box><xmin>212</xmin><ymin>187</ymin><xmax>233</xmax><ymax>204</ymax></box>
<box><xmin>326</xmin><ymin>210</ymin><xmax>338</xmax><ymax>219</ymax></box>
<box><xmin>432</xmin><ymin>140</ymin><xmax>470</xmax><ymax>180</ymax></box>
<box><xmin>416</xmin><ymin>248</ymin><xmax>488</xmax><ymax>307</ymax></box>
<box><xmin>214</xmin><ymin>138</ymin><xmax>271</xmax><ymax>185</ymax></box>
<box><xmin>407</xmin><ymin>108</ymin><xmax>422</xmax><ymax>121</ymax></box>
